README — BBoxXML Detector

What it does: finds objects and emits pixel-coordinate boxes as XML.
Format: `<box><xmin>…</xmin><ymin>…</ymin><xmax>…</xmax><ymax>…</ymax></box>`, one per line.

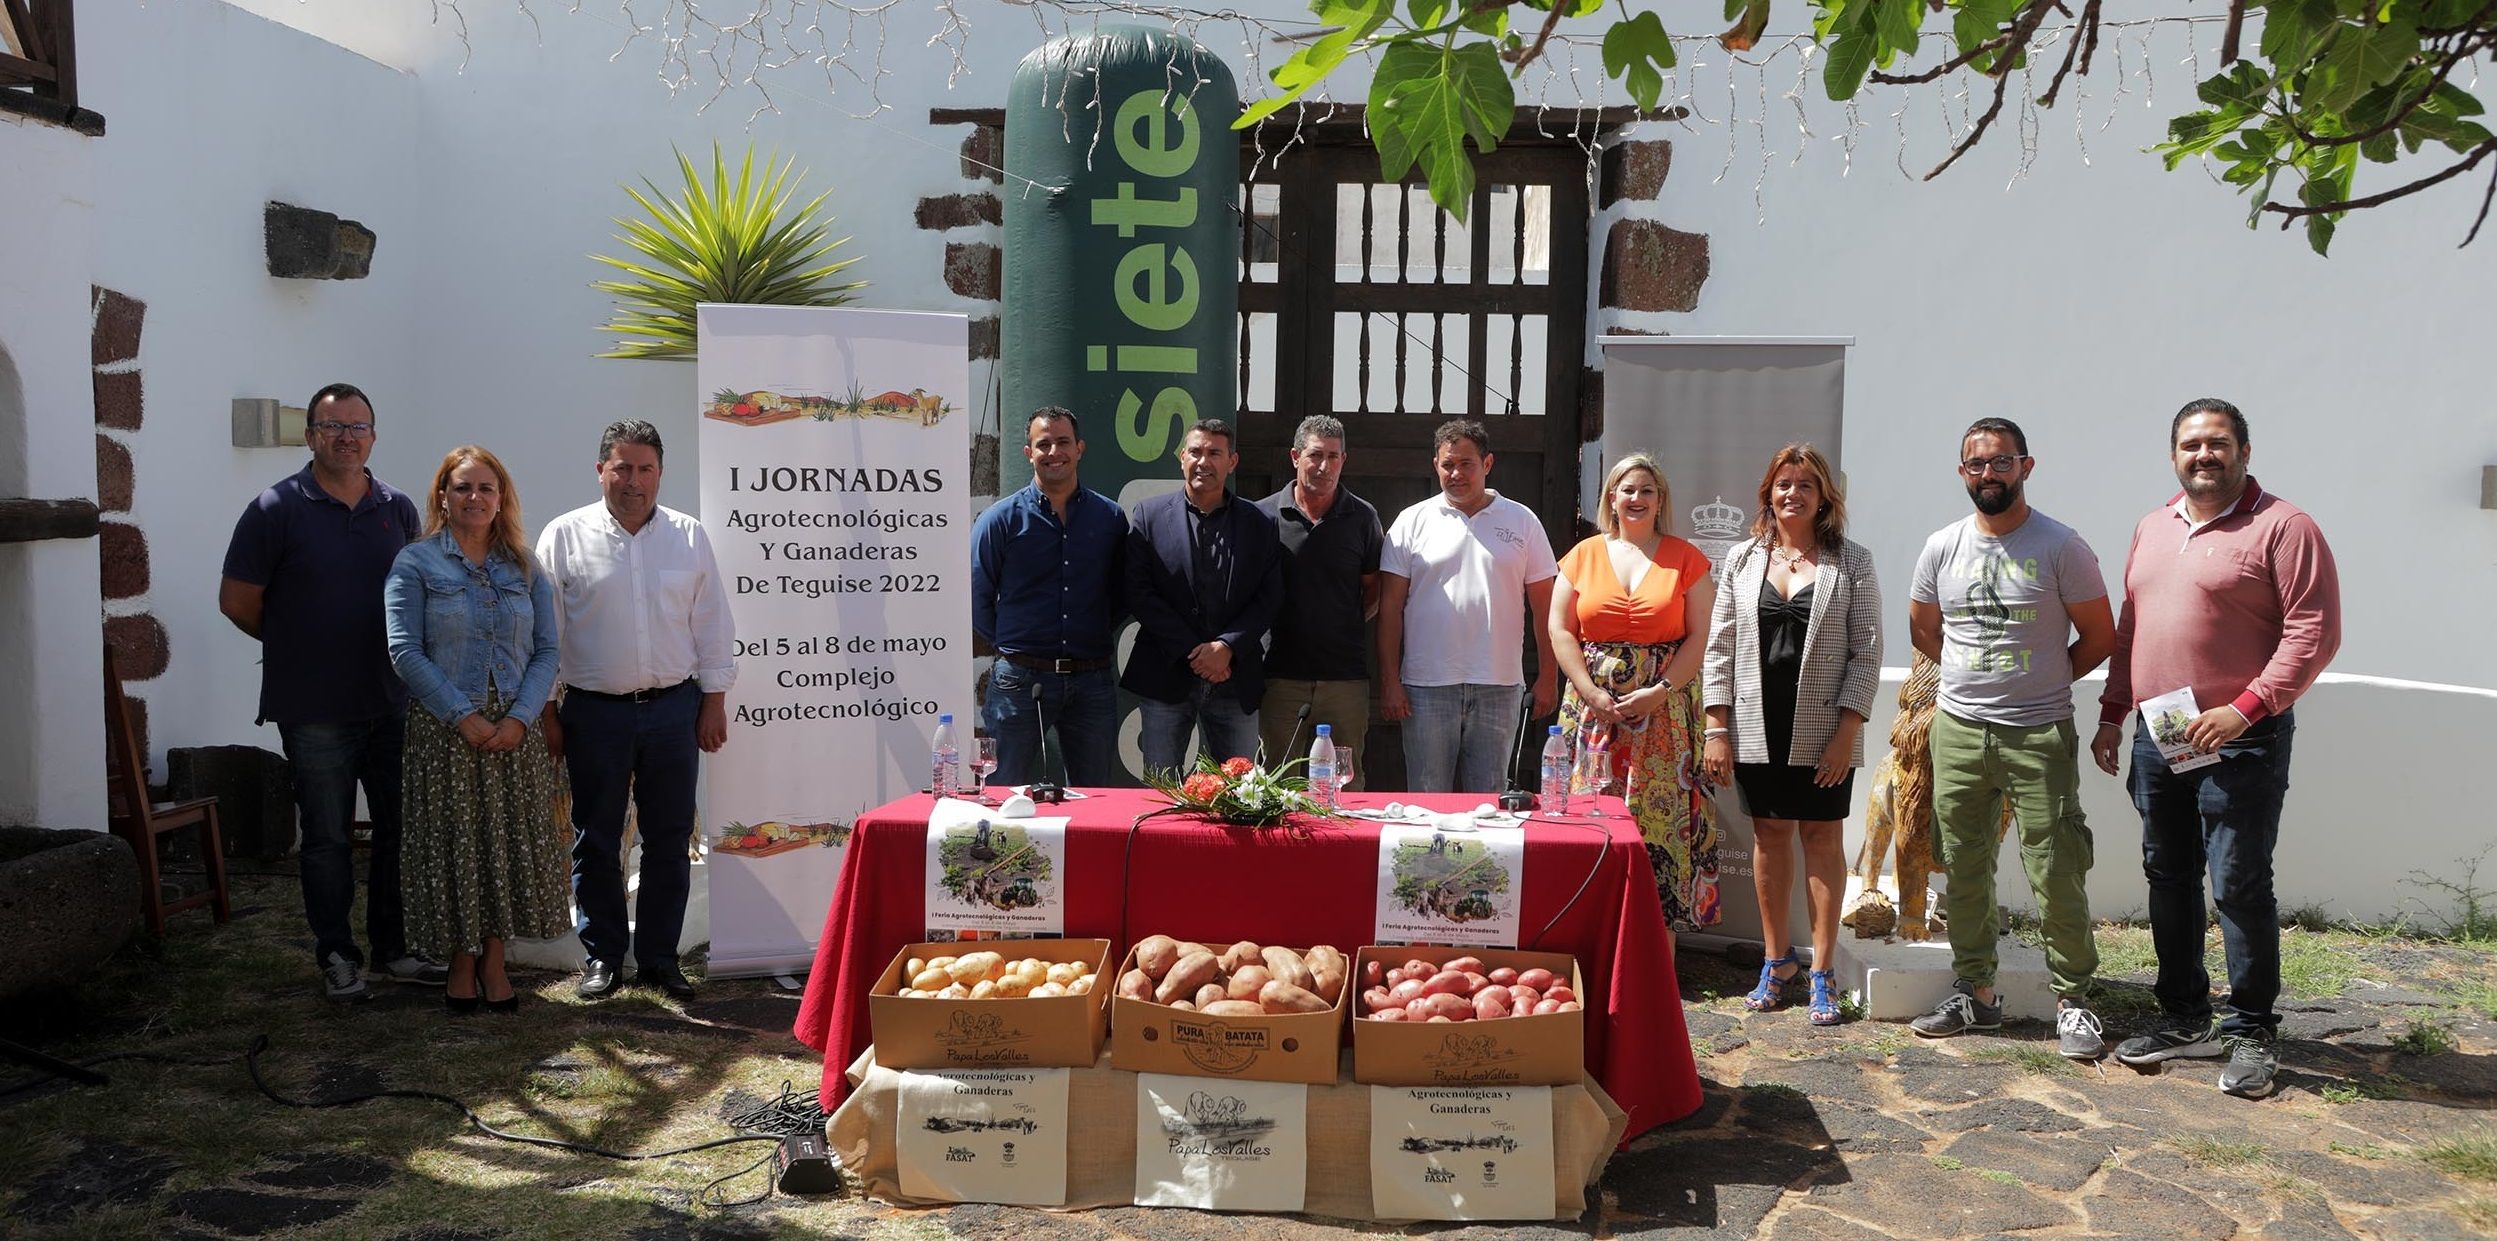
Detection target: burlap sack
<box><xmin>827</xmin><ymin>1047</ymin><xmax>1629</xmax><ymax>1222</ymax></box>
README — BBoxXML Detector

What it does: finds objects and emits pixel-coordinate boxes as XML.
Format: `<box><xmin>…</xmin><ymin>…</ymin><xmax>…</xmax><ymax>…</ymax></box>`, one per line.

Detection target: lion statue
<box><xmin>1845</xmin><ymin>651</ymin><xmax>2011</xmax><ymax>940</ymax></box>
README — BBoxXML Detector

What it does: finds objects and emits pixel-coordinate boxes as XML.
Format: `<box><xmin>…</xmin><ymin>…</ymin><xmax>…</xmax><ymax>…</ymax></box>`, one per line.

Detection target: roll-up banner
<box><xmin>1595</xmin><ymin>336</ymin><xmax>1850</xmax><ymax>949</ymax></box>
<box><xmin>1000</xmin><ymin>26</ymin><xmax>1240</xmax><ymax>507</ymax></box>
<box><xmin>698</xmin><ymin>305</ymin><xmax>974</xmax><ymax>977</ymax></box>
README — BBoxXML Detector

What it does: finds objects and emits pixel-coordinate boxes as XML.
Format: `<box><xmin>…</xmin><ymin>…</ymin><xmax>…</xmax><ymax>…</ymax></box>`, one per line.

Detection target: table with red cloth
<box><xmin>790</xmin><ymin>788</ymin><xmax>1704</xmax><ymax>1139</ymax></box>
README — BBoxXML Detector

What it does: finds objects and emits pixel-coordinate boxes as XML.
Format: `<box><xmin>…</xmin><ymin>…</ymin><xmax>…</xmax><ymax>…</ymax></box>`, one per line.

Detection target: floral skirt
<box><xmin>1559</xmin><ymin>640</ymin><xmax>1723</xmax><ymax>931</ymax></box>
<box><xmin>401</xmin><ymin>691</ymin><xmax>570</xmax><ymax>955</ymax></box>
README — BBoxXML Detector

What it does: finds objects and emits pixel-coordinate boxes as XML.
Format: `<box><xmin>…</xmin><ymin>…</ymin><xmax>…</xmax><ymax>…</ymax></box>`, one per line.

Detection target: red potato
<box><xmin>1442</xmin><ymin>956</ymin><xmax>1486</xmax><ymax>975</ymax></box>
<box><xmin>1426</xmin><ymin>1015</ymin><xmax>1456</xmax><ymax>1023</ymax></box>
<box><xmin>1194</xmin><ymin>982</ymin><xmax>1228</xmax><ymax>1008</ymax></box>
<box><xmin>1226</xmin><ymin>965</ymin><xmax>1274</xmax><ymax>1003</ymax></box>
<box><xmin>1118</xmin><ymin>969</ymin><xmax>1155</xmax><ymax>1001</ymax></box>
<box><xmin>1388</xmin><ymin>979</ymin><xmax>1429</xmax><ymax>1006</ymax></box>
<box><xmin>1369</xmin><ymin>1008</ymin><xmax>1408</xmax><ymax>1021</ymax></box>
<box><xmin>1516</xmin><ymin>968</ymin><xmax>1556</xmax><ymax>991</ymax></box>
<box><xmin>1487</xmin><ymin>967</ymin><xmax>1520</xmax><ymax>986</ymax></box>
<box><xmin>1507</xmin><ymin>985</ymin><xmax>1541</xmax><ymax>1008</ymax></box>
<box><xmin>1363</xmin><ymin>959</ymin><xmax>1386</xmax><ymax>987</ymax></box>
<box><xmin>1402</xmin><ymin>959</ymin><xmax>1434</xmax><ymax>977</ymax></box>
<box><xmin>1420</xmin><ymin>971</ymin><xmax>1472</xmax><ymax>998</ymax></box>
<box><xmin>1533</xmin><ymin>999</ymin><xmax>1564</xmax><ymax>1015</ymax></box>
<box><xmin>1545</xmin><ymin>985</ymin><xmax>1575</xmax><ymax>1005</ymax></box>
<box><xmin>1418</xmin><ymin>992</ymin><xmax>1472</xmax><ymax>1021</ymax></box>
<box><xmin>1462</xmin><ymin>972</ymin><xmax>1490</xmax><ymax>995</ymax></box>
<box><xmin>1362</xmin><ymin>986</ymin><xmax>1394</xmax><ymax>1013</ymax></box>
<box><xmin>1556</xmin><ymin>1001</ymin><xmax>1582</xmax><ymax>1012</ymax></box>
<box><xmin>1403</xmin><ymin>998</ymin><xmax>1432</xmax><ymax>1020</ymax></box>
<box><xmin>1474</xmin><ymin>989</ymin><xmax>1511</xmax><ymax>1020</ymax></box>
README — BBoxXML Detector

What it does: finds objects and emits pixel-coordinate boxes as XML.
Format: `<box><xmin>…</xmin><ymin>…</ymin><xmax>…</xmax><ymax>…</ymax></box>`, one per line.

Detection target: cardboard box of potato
<box><xmin>868</xmin><ymin>938</ymin><xmax>1112</xmax><ymax>1070</ymax></box>
<box><xmin>1349</xmin><ymin>945</ymin><xmax>1587</xmax><ymax>1088</ymax></box>
<box><xmin>1109</xmin><ymin>936</ymin><xmax>1349</xmax><ymax>1085</ymax></box>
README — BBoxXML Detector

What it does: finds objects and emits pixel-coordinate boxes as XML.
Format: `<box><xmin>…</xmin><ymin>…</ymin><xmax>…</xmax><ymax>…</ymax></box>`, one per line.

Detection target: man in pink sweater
<box><xmin>2090</xmin><ymin>398</ymin><xmax>2340</xmax><ymax>1098</ymax></box>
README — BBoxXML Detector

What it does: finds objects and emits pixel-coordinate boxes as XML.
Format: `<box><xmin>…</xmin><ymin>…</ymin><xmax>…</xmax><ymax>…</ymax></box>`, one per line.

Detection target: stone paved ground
<box><xmin>7</xmin><ymin>873</ymin><xmax>2497</xmax><ymax>1239</ymax></box>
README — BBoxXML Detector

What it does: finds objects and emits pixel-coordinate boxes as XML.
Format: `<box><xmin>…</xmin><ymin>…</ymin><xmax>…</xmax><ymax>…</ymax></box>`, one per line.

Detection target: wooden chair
<box><xmin>104</xmin><ymin>649</ymin><xmax>230</xmax><ymax>934</ymax></box>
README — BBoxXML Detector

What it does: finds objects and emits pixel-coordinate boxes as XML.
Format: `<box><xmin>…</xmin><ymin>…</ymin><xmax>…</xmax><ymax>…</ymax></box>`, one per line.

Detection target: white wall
<box><xmin>0</xmin><ymin>115</ymin><xmax>107</xmax><ymax>828</ymax></box>
<box><xmin>40</xmin><ymin>1</ymin><xmax>2492</xmax><ymax>911</ymax></box>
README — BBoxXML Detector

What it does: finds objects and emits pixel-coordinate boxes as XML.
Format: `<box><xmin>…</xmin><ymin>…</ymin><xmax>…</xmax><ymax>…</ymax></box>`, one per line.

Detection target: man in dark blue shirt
<box><xmin>219</xmin><ymin>382</ymin><xmax>446</xmax><ymax>1002</ymax></box>
<box><xmin>1255</xmin><ymin>414</ymin><xmax>1383</xmax><ymax>781</ymax></box>
<box><xmin>972</xmin><ymin>407</ymin><xmax>1127</xmax><ymax>787</ymax></box>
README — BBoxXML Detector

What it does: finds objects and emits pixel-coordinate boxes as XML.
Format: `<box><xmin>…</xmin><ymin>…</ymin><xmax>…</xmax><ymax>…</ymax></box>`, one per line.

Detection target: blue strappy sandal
<box><xmin>1744</xmin><ymin>953</ymin><xmax>1800</xmax><ymax>1011</ymax></box>
<box><xmin>1808</xmin><ymin>969</ymin><xmax>1843</xmax><ymax>1026</ymax></box>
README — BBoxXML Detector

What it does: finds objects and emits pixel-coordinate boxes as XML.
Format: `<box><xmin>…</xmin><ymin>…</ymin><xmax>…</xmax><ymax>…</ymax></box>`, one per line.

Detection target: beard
<box><xmin>1967</xmin><ymin>478</ymin><xmax>2021</xmax><ymax>515</ymax></box>
<box><xmin>2178</xmin><ymin>459</ymin><xmax>2243</xmax><ymax>499</ymax></box>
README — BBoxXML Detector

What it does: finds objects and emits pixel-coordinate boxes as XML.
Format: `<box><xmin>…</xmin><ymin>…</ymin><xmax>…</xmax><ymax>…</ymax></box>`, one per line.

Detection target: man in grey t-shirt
<box><xmin>1905</xmin><ymin>417</ymin><xmax>2117</xmax><ymax>1059</ymax></box>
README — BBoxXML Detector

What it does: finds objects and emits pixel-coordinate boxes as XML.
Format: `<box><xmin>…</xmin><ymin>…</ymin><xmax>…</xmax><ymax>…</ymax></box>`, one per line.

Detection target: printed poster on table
<box><xmin>697</xmin><ymin>305</ymin><xmax>973</xmax><ymax>978</ymax></box>
<box><xmin>895</xmin><ymin>1067</ymin><xmax>1071</xmax><ymax>1206</ymax></box>
<box><xmin>1132</xmin><ymin>1073</ymin><xmax>1309</xmax><ymax>1212</ymax></box>
<box><xmin>924</xmin><ymin>797</ymin><xmax>1068</xmax><ymax>940</ymax></box>
<box><xmin>1368</xmin><ymin>1086</ymin><xmax>1555</xmax><ymax>1221</ymax></box>
<box><xmin>1374</xmin><ymin>824</ymin><xmax>1526</xmax><ymax>947</ymax></box>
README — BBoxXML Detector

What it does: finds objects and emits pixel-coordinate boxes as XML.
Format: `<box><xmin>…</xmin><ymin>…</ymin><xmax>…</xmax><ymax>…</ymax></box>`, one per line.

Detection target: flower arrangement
<box><xmin>1144</xmin><ymin>754</ymin><xmax>1324</xmax><ymax>827</ymax></box>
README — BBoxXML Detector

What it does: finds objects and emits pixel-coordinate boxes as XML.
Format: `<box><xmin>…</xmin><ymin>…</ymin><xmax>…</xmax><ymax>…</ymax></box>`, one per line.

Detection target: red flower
<box><xmin>1221</xmin><ymin>756</ymin><xmax>1255</xmax><ymax>778</ymax></box>
<box><xmin>1181</xmin><ymin>772</ymin><xmax>1228</xmax><ymax>803</ymax></box>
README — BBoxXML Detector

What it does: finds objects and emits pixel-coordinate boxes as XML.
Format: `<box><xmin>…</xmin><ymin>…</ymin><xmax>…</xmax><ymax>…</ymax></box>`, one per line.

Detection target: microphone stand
<box><xmin>1025</xmin><ymin>677</ymin><xmax>1067</xmax><ymax>804</ymax></box>
<box><xmin>1279</xmin><ymin>703</ymin><xmax>1312</xmax><ymax>767</ymax></box>
<box><xmin>1497</xmin><ymin>685</ymin><xmax>1538</xmax><ymax>813</ymax></box>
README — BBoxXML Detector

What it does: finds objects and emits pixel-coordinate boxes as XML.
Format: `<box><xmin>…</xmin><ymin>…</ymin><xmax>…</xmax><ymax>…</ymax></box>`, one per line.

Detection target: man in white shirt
<box><xmin>536</xmin><ymin>420</ymin><xmax>736</xmax><ymax>1001</ymax></box>
<box><xmin>1378</xmin><ymin>420</ymin><xmax>1561</xmax><ymax>792</ymax></box>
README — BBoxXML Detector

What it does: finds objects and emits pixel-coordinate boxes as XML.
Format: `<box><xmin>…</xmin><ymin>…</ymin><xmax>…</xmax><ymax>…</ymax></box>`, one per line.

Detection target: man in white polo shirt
<box><xmin>1378</xmin><ymin>419</ymin><xmax>1561</xmax><ymax>793</ymax></box>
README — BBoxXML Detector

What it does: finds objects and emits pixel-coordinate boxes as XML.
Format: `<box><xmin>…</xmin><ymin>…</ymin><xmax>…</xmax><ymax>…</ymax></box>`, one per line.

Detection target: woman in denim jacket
<box><xmin>384</xmin><ymin>445</ymin><xmax>564</xmax><ymax>1013</ymax></box>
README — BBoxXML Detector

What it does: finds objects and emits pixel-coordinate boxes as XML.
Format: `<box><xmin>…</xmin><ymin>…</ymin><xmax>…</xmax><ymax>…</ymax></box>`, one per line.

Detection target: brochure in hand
<box><xmin>2138</xmin><ymin>686</ymin><xmax>2222</xmax><ymax>773</ymax></box>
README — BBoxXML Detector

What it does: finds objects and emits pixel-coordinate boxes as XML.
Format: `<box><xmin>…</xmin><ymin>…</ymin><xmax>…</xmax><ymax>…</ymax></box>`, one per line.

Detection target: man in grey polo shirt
<box><xmin>1254</xmin><ymin>415</ymin><xmax>1383</xmax><ymax>777</ymax></box>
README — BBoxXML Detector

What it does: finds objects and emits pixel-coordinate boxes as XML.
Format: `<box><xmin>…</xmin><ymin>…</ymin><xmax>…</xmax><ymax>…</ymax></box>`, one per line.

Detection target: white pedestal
<box><xmin>1829</xmin><ymin>876</ymin><xmax>2057</xmax><ymax>1021</ymax></box>
<box><xmin>508</xmin><ymin>850</ymin><xmax>710</xmax><ymax>972</ymax></box>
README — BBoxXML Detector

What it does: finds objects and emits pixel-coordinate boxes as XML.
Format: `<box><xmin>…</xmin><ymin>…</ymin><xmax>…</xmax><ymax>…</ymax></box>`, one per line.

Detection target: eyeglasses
<box><xmin>311</xmin><ymin>421</ymin><xmax>375</xmax><ymax>438</ymax></box>
<box><xmin>1960</xmin><ymin>454</ymin><xmax>2025</xmax><ymax>476</ymax></box>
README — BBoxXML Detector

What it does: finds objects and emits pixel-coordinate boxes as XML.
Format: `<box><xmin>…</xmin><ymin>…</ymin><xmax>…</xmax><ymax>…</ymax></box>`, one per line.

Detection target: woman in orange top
<box><xmin>1548</xmin><ymin>453</ymin><xmax>1722</xmax><ymax>930</ymax></box>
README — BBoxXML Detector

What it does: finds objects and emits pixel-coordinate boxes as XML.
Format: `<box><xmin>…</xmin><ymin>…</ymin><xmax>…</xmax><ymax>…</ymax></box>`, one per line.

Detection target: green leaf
<box><xmin>2196</xmin><ymin>62</ymin><xmax>2272</xmax><ymax>110</ymax></box>
<box><xmin>2310</xmin><ymin>16</ymin><xmax>2420</xmax><ymax>114</ymax></box>
<box><xmin>1237</xmin><ymin>0</ymin><xmax>1393</xmax><ymax>128</ymax></box>
<box><xmin>1871</xmin><ymin>0</ymin><xmax>1922</xmax><ymax>64</ymax></box>
<box><xmin>2260</xmin><ymin>0</ymin><xmax>2335</xmax><ymax>66</ymax></box>
<box><xmin>1720</xmin><ymin>0</ymin><xmax>1771</xmax><ymax>52</ymax></box>
<box><xmin>1602</xmin><ymin>11</ymin><xmax>1677</xmax><ymax>110</ymax></box>
<box><xmin>2359</xmin><ymin>130</ymin><xmax>2399</xmax><ymax>162</ymax></box>
<box><xmin>1369</xmin><ymin>40</ymin><xmax>1514</xmax><ymax>220</ymax></box>
<box><xmin>1824</xmin><ymin>27</ymin><xmax>1877</xmax><ymax>100</ymax></box>
<box><xmin>1407</xmin><ymin>0</ymin><xmax>1449</xmax><ymax>26</ymax></box>
<box><xmin>2304</xmin><ymin>213</ymin><xmax>2336</xmax><ymax>255</ymax></box>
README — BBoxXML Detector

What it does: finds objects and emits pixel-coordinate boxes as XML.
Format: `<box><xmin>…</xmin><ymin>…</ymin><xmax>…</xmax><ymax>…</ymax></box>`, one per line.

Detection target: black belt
<box><xmin>1000</xmin><ymin>652</ymin><xmax>1112</xmax><ymax>674</ymax></box>
<box><xmin>565</xmin><ymin>679</ymin><xmax>694</xmax><ymax>704</ymax></box>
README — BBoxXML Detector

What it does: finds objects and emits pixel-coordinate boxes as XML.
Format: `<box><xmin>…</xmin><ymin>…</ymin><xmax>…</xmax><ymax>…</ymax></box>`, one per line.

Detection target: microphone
<box><xmin>1497</xmin><ymin>685</ymin><xmax>1537</xmax><ymax>813</ymax></box>
<box><xmin>1280</xmin><ymin>702</ymin><xmax>1312</xmax><ymax>766</ymax></box>
<box><xmin>1025</xmin><ymin>676</ymin><xmax>1067</xmax><ymax>804</ymax></box>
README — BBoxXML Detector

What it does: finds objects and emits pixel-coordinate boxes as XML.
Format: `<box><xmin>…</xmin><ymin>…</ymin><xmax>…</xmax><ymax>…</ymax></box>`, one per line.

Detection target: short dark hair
<box><xmin>599</xmin><ymin>419</ymin><xmax>664</xmax><ymax>466</ymax></box>
<box><xmin>2171</xmin><ymin>397</ymin><xmax>2249</xmax><ymax>448</ymax></box>
<box><xmin>306</xmin><ymin>382</ymin><xmax>373</xmax><ymax>420</ymax></box>
<box><xmin>1027</xmin><ymin>406</ymin><xmax>1080</xmax><ymax>440</ymax></box>
<box><xmin>1292</xmin><ymin>414</ymin><xmax>1347</xmax><ymax>450</ymax></box>
<box><xmin>1186</xmin><ymin>418</ymin><xmax>1236</xmax><ymax>451</ymax></box>
<box><xmin>1961</xmin><ymin>417</ymin><xmax>2028</xmax><ymax>457</ymax></box>
<box><xmin>1432</xmin><ymin>419</ymin><xmax>1490</xmax><ymax>458</ymax></box>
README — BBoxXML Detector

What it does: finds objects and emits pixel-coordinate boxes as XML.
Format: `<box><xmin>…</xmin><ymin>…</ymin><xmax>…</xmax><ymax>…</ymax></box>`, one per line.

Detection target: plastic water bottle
<box><xmin>1539</xmin><ymin>725</ymin><xmax>1573</xmax><ymax>817</ymax></box>
<box><xmin>1308</xmin><ymin>724</ymin><xmax>1338</xmax><ymax>814</ymax></box>
<box><xmin>931</xmin><ymin>713</ymin><xmax>959</xmax><ymax>799</ymax></box>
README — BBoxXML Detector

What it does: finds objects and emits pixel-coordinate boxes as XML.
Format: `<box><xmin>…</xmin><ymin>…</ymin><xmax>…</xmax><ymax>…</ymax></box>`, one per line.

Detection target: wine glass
<box><xmin>1334</xmin><ymin>744</ymin><xmax>1358</xmax><ymax>803</ymax></box>
<box><xmin>1578</xmin><ymin>721</ymin><xmax>1615</xmax><ymax>818</ymax></box>
<box><xmin>970</xmin><ymin>734</ymin><xmax>999</xmax><ymax>804</ymax></box>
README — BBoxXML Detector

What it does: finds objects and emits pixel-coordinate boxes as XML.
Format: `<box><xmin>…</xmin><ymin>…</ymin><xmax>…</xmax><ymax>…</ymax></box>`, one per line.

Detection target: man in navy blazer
<box><xmin>1122</xmin><ymin>419</ymin><xmax>1285</xmax><ymax>775</ymax></box>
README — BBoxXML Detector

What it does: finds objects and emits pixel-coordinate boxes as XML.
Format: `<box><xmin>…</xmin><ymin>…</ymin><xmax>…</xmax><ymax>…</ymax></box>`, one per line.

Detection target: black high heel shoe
<box><xmin>445</xmin><ymin>986</ymin><xmax>481</xmax><ymax>1015</ymax></box>
<box><xmin>481</xmin><ymin>972</ymin><xmax>519</xmax><ymax>1014</ymax></box>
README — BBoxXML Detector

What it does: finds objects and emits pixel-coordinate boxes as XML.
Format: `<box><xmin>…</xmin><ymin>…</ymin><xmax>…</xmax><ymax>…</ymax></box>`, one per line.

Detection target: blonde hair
<box><xmin>422</xmin><ymin>445</ymin><xmax>532</xmax><ymax>573</ymax></box>
<box><xmin>1595</xmin><ymin>452</ymin><xmax>1671</xmax><ymax>537</ymax></box>
<box><xmin>1748</xmin><ymin>443</ymin><xmax>1846</xmax><ymax>551</ymax></box>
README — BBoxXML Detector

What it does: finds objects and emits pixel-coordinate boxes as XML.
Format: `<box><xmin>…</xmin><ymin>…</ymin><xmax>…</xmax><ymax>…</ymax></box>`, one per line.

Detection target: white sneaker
<box><xmin>377</xmin><ymin>955</ymin><xmax>450</xmax><ymax>986</ymax></box>
<box><xmin>2057</xmin><ymin>1001</ymin><xmax>2107</xmax><ymax>1061</ymax></box>
<box><xmin>321</xmin><ymin>952</ymin><xmax>371</xmax><ymax>1002</ymax></box>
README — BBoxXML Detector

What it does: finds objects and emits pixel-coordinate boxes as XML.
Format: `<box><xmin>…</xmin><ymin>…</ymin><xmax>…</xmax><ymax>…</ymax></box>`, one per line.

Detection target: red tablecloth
<box><xmin>791</xmin><ymin>789</ymin><xmax>1703</xmax><ymax>1138</ymax></box>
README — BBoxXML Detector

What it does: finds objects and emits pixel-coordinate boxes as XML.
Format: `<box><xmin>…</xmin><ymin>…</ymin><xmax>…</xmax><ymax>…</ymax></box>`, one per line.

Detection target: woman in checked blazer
<box><xmin>1701</xmin><ymin>443</ymin><xmax>1883</xmax><ymax>1025</ymax></box>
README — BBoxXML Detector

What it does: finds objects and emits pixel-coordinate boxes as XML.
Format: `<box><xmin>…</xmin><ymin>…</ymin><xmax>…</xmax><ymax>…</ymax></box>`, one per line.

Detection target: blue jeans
<box><xmin>561</xmin><ymin>683</ymin><xmax>700</xmax><ymax>971</ymax></box>
<box><xmin>1401</xmin><ymin>683</ymin><xmax>1527</xmax><ymax>794</ymax></box>
<box><xmin>2132</xmin><ymin>710</ymin><xmax>2294</xmax><ymax>1036</ymax></box>
<box><xmin>277</xmin><ymin>715</ymin><xmax>409</xmax><ymax>967</ymax></box>
<box><xmin>982</xmin><ymin>661</ymin><xmax>1121</xmax><ymax>788</ymax></box>
<box><xmin>1135</xmin><ymin>682</ymin><xmax>1261</xmax><ymax>778</ymax></box>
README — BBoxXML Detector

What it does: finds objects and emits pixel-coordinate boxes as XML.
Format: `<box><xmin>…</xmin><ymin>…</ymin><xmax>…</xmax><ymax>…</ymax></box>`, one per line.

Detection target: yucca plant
<box><xmin>590</xmin><ymin>143</ymin><xmax>866</xmax><ymax>359</ymax></box>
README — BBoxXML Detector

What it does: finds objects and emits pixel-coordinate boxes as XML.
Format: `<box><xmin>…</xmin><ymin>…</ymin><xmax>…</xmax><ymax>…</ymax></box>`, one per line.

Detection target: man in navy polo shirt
<box><xmin>220</xmin><ymin>382</ymin><xmax>447</xmax><ymax>1002</ymax></box>
<box><xmin>972</xmin><ymin>407</ymin><xmax>1127</xmax><ymax>787</ymax></box>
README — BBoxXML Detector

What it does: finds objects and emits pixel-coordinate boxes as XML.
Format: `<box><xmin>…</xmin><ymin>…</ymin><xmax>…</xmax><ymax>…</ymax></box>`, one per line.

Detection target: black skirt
<box><xmin>1737</xmin><ymin>575</ymin><xmax>1852</xmax><ymax>820</ymax></box>
<box><xmin>1734</xmin><ymin>762</ymin><xmax>1855</xmax><ymax>822</ymax></box>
